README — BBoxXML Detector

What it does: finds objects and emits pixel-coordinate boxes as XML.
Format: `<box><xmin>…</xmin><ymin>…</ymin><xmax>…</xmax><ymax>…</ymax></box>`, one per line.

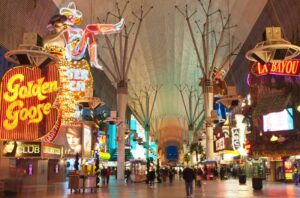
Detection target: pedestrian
<box><xmin>101</xmin><ymin>167</ymin><xmax>107</xmax><ymax>185</ymax></box>
<box><xmin>293</xmin><ymin>164</ymin><xmax>299</xmax><ymax>185</ymax></box>
<box><xmin>125</xmin><ymin>169</ymin><xmax>131</xmax><ymax>183</ymax></box>
<box><xmin>149</xmin><ymin>168</ymin><xmax>156</xmax><ymax>186</ymax></box>
<box><xmin>183</xmin><ymin>165</ymin><xmax>195</xmax><ymax>197</ymax></box>
<box><xmin>106</xmin><ymin>167</ymin><xmax>111</xmax><ymax>185</ymax></box>
<box><xmin>220</xmin><ymin>166</ymin><xmax>225</xmax><ymax>180</ymax></box>
<box><xmin>162</xmin><ymin>169</ymin><xmax>167</xmax><ymax>182</ymax></box>
<box><xmin>213</xmin><ymin>167</ymin><xmax>219</xmax><ymax>179</ymax></box>
<box><xmin>232</xmin><ymin>167</ymin><xmax>237</xmax><ymax>179</ymax></box>
<box><xmin>179</xmin><ymin>168</ymin><xmax>183</xmax><ymax>180</ymax></box>
<box><xmin>195</xmin><ymin>168</ymin><xmax>202</xmax><ymax>187</ymax></box>
<box><xmin>169</xmin><ymin>168</ymin><xmax>174</xmax><ymax>184</ymax></box>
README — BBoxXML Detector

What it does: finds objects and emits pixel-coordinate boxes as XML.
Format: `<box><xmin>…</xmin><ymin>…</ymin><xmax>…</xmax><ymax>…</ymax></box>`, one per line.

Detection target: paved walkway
<box><xmin>4</xmin><ymin>178</ymin><xmax>300</xmax><ymax>198</ymax></box>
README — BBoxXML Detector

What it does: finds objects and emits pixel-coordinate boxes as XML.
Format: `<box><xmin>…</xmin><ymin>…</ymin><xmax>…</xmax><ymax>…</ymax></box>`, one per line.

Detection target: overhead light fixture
<box><xmin>210</xmin><ymin>110</ymin><xmax>225</xmax><ymax>124</ymax></box>
<box><xmin>4</xmin><ymin>33</ymin><xmax>59</xmax><ymax>66</ymax></box>
<box><xmin>246</xmin><ymin>27</ymin><xmax>300</xmax><ymax>64</ymax></box>
<box><xmin>77</xmin><ymin>97</ymin><xmax>102</xmax><ymax>109</ymax></box>
<box><xmin>216</xmin><ymin>86</ymin><xmax>242</xmax><ymax>110</ymax></box>
<box><xmin>295</xmin><ymin>102</ymin><xmax>300</xmax><ymax>112</ymax></box>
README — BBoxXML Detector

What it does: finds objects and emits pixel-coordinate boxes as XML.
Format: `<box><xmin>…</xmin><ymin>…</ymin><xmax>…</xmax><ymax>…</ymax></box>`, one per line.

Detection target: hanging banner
<box><xmin>251</xmin><ymin>59</ymin><xmax>300</xmax><ymax>76</ymax></box>
<box><xmin>0</xmin><ymin>64</ymin><xmax>61</xmax><ymax>141</ymax></box>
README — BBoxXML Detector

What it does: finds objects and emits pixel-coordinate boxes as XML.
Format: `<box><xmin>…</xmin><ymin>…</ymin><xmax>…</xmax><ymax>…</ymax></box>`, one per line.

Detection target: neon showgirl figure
<box><xmin>44</xmin><ymin>2</ymin><xmax>124</xmax><ymax>69</ymax></box>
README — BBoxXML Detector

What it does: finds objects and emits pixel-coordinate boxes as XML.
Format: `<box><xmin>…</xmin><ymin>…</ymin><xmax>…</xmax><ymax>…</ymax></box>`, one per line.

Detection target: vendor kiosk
<box><xmin>130</xmin><ymin>160</ymin><xmax>147</xmax><ymax>182</ymax></box>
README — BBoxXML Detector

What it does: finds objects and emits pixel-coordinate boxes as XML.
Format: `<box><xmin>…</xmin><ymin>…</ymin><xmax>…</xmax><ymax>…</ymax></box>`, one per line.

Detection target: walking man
<box><xmin>183</xmin><ymin>165</ymin><xmax>195</xmax><ymax>197</ymax></box>
<box><xmin>293</xmin><ymin>164</ymin><xmax>299</xmax><ymax>185</ymax></box>
<box><xmin>106</xmin><ymin>167</ymin><xmax>111</xmax><ymax>185</ymax></box>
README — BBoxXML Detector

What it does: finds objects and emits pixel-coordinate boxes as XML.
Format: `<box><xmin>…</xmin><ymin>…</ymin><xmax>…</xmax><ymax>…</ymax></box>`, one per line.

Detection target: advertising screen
<box><xmin>54</xmin><ymin>124</ymin><xmax>82</xmax><ymax>157</ymax></box>
<box><xmin>263</xmin><ymin>108</ymin><xmax>294</xmax><ymax>132</ymax></box>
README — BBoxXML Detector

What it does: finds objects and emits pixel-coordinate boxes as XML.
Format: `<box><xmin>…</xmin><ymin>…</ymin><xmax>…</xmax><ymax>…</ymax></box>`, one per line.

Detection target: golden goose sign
<box><xmin>0</xmin><ymin>64</ymin><xmax>61</xmax><ymax>141</ymax></box>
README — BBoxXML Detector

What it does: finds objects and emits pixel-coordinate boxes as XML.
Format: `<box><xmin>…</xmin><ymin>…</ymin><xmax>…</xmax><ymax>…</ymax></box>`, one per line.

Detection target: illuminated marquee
<box><xmin>67</xmin><ymin>68</ymin><xmax>89</xmax><ymax>92</ymax></box>
<box><xmin>57</xmin><ymin>59</ymin><xmax>93</xmax><ymax>123</ymax></box>
<box><xmin>251</xmin><ymin>59</ymin><xmax>300</xmax><ymax>76</ymax></box>
<box><xmin>284</xmin><ymin>160</ymin><xmax>293</xmax><ymax>180</ymax></box>
<box><xmin>0</xmin><ymin>65</ymin><xmax>61</xmax><ymax>141</ymax></box>
<box><xmin>44</xmin><ymin>146</ymin><xmax>61</xmax><ymax>155</ymax></box>
<box><xmin>231</xmin><ymin>128</ymin><xmax>241</xmax><ymax>150</ymax></box>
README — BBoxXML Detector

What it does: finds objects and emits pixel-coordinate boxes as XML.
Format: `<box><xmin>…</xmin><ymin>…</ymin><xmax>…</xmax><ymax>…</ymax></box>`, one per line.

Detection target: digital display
<box><xmin>263</xmin><ymin>108</ymin><xmax>294</xmax><ymax>132</ymax></box>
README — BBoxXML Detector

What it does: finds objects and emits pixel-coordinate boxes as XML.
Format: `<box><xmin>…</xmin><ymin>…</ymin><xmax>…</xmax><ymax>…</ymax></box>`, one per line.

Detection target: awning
<box><xmin>252</xmin><ymin>94</ymin><xmax>291</xmax><ymax>117</ymax></box>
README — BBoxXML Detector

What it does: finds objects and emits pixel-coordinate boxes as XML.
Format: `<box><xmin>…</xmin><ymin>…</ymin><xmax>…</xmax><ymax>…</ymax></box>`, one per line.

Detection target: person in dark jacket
<box><xmin>125</xmin><ymin>169</ymin><xmax>131</xmax><ymax>183</ymax></box>
<box><xmin>100</xmin><ymin>167</ymin><xmax>107</xmax><ymax>185</ymax></box>
<box><xmin>169</xmin><ymin>168</ymin><xmax>174</xmax><ymax>184</ymax></box>
<box><xmin>149</xmin><ymin>168</ymin><xmax>156</xmax><ymax>186</ymax></box>
<box><xmin>183</xmin><ymin>165</ymin><xmax>195</xmax><ymax>197</ymax></box>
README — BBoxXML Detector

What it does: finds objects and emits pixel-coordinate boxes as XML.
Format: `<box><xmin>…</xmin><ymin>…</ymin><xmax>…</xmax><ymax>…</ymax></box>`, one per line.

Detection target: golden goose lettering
<box><xmin>2</xmin><ymin>73</ymin><xmax>58</xmax><ymax>130</ymax></box>
<box><xmin>4</xmin><ymin>74</ymin><xmax>58</xmax><ymax>102</ymax></box>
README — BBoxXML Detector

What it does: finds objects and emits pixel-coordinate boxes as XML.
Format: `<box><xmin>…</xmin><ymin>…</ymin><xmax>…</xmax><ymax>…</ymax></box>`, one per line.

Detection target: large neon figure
<box><xmin>45</xmin><ymin>2</ymin><xmax>124</xmax><ymax>69</ymax></box>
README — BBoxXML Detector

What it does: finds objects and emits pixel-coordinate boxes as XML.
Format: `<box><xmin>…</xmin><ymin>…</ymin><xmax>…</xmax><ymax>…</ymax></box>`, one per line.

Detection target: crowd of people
<box><xmin>93</xmin><ymin>163</ymin><xmax>243</xmax><ymax>197</ymax></box>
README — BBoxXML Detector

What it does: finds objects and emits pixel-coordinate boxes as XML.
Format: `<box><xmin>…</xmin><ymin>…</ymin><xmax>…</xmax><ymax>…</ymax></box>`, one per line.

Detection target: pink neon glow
<box><xmin>246</xmin><ymin>73</ymin><xmax>251</xmax><ymax>86</ymax></box>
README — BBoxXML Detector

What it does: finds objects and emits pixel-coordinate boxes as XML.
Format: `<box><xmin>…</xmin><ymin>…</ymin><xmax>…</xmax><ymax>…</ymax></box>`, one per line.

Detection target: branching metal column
<box><xmin>175</xmin><ymin>1</ymin><xmax>240</xmax><ymax>160</ymax></box>
<box><xmin>129</xmin><ymin>85</ymin><xmax>161</xmax><ymax>174</ymax></box>
<box><xmin>97</xmin><ymin>2</ymin><xmax>153</xmax><ymax>180</ymax></box>
<box><xmin>175</xmin><ymin>85</ymin><xmax>204</xmax><ymax>150</ymax></box>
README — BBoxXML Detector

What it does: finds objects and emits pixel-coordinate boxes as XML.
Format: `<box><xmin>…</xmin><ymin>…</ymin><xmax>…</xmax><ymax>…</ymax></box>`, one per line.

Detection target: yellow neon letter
<box><xmin>3</xmin><ymin>100</ymin><xmax>24</xmax><ymax>130</ymax></box>
<box><xmin>4</xmin><ymin>74</ymin><xmax>24</xmax><ymax>102</ymax></box>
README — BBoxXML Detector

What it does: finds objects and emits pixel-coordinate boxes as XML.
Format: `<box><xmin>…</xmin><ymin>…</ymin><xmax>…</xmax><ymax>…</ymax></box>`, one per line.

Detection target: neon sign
<box><xmin>3</xmin><ymin>74</ymin><xmax>58</xmax><ymax>130</ymax></box>
<box><xmin>0</xmin><ymin>65</ymin><xmax>61</xmax><ymax>141</ymax></box>
<box><xmin>284</xmin><ymin>160</ymin><xmax>293</xmax><ymax>180</ymax></box>
<box><xmin>66</xmin><ymin>68</ymin><xmax>89</xmax><ymax>92</ymax></box>
<box><xmin>251</xmin><ymin>59</ymin><xmax>300</xmax><ymax>76</ymax></box>
<box><xmin>243</xmin><ymin>139</ymin><xmax>251</xmax><ymax>155</ymax></box>
<box><xmin>44</xmin><ymin>2</ymin><xmax>124</xmax><ymax>70</ymax></box>
<box><xmin>215</xmin><ymin>137</ymin><xmax>225</xmax><ymax>151</ymax></box>
<box><xmin>44</xmin><ymin>146</ymin><xmax>61</xmax><ymax>155</ymax></box>
<box><xmin>231</xmin><ymin>128</ymin><xmax>241</xmax><ymax>150</ymax></box>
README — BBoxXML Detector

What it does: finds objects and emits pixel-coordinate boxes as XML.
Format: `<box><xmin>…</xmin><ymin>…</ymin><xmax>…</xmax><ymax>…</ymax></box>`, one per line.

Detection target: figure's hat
<box><xmin>60</xmin><ymin>2</ymin><xmax>82</xmax><ymax>19</ymax></box>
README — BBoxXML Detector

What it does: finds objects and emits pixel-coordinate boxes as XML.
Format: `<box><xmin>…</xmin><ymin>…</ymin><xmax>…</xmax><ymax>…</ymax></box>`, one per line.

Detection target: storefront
<box><xmin>246</xmin><ymin>58</ymin><xmax>300</xmax><ymax>182</ymax></box>
<box><xmin>0</xmin><ymin>141</ymin><xmax>64</xmax><ymax>185</ymax></box>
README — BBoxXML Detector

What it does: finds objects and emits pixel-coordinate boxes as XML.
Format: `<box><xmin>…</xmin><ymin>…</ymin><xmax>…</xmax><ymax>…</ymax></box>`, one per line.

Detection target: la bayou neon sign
<box><xmin>251</xmin><ymin>59</ymin><xmax>300</xmax><ymax>76</ymax></box>
<box><xmin>0</xmin><ymin>65</ymin><xmax>60</xmax><ymax>140</ymax></box>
